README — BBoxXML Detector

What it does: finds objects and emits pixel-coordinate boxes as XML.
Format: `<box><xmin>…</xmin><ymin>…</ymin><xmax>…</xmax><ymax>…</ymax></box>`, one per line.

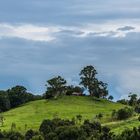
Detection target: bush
<box><xmin>81</xmin><ymin>120</ymin><xmax>102</xmax><ymax>137</ymax></box>
<box><xmin>6</xmin><ymin>131</ymin><xmax>24</xmax><ymax>140</ymax></box>
<box><xmin>55</xmin><ymin>126</ymin><xmax>86</xmax><ymax>140</ymax></box>
<box><xmin>39</xmin><ymin>118</ymin><xmax>75</xmax><ymax>136</ymax></box>
<box><xmin>96</xmin><ymin>113</ymin><xmax>103</xmax><ymax>119</ymax></box>
<box><xmin>112</xmin><ymin>107</ymin><xmax>134</xmax><ymax>120</ymax></box>
<box><xmin>113</xmin><ymin>127</ymin><xmax>140</xmax><ymax>140</ymax></box>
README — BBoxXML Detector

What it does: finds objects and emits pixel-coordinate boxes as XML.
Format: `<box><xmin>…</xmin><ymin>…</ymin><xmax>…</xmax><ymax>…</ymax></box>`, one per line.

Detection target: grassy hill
<box><xmin>0</xmin><ymin>96</ymin><xmax>139</xmax><ymax>133</ymax></box>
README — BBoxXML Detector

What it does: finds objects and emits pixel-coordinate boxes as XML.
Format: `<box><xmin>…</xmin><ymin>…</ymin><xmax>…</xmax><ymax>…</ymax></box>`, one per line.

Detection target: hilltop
<box><xmin>1</xmin><ymin>96</ymin><xmax>137</xmax><ymax>133</ymax></box>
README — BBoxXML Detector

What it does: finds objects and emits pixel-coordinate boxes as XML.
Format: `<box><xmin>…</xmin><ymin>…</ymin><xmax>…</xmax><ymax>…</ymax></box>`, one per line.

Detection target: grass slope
<box><xmin>0</xmin><ymin>96</ymin><xmax>139</xmax><ymax>133</ymax></box>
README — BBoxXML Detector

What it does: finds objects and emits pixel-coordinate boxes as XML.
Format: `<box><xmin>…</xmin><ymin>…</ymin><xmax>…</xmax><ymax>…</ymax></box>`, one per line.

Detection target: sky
<box><xmin>0</xmin><ymin>0</ymin><xmax>140</xmax><ymax>99</ymax></box>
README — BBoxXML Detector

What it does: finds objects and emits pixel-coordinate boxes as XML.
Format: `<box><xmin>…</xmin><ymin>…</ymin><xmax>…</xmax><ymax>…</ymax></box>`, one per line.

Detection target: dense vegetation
<box><xmin>0</xmin><ymin>117</ymin><xmax>140</xmax><ymax>140</ymax></box>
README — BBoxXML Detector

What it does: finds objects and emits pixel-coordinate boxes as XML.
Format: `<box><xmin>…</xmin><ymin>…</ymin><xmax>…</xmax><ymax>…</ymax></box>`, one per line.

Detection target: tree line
<box><xmin>0</xmin><ymin>85</ymin><xmax>41</xmax><ymax>112</ymax></box>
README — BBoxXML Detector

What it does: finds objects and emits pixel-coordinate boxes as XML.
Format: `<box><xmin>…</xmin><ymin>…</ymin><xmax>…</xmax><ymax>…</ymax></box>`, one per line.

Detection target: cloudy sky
<box><xmin>0</xmin><ymin>0</ymin><xmax>140</xmax><ymax>99</ymax></box>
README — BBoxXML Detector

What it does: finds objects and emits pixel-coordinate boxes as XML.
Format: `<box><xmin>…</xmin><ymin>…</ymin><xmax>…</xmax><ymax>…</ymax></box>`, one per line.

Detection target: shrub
<box><xmin>6</xmin><ymin>131</ymin><xmax>24</xmax><ymax>140</ymax></box>
<box><xmin>55</xmin><ymin>126</ymin><xmax>86</xmax><ymax>140</ymax></box>
<box><xmin>112</xmin><ymin>107</ymin><xmax>134</xmax><ymax>120</ymax></box>
<box><xmin>39</xmin><ymin>118</ymin><xmax>75</xmax><ymax>136</ymax></box>
<box><xmin>81</xmin><ymin>120</ymin><xmax>102</xmax><ymax>137</ymax></box>
<box><xmin>96</xmin><ymin>113</ymin><xmax>103</xmax><ymax>119</ymax></box>
<box><xmin>76</xmin><ymin>115</ymin><xmax>82</xmax><ymax>124</ymax></box>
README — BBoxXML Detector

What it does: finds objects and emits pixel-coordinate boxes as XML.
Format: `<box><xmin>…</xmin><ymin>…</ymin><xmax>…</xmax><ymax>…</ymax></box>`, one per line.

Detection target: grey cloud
<box><xmin>0</xmin><ymin>0</ymin><xmax>140</xmax><ymax>25</ymax></box>
<box><xmin>117</xmin><ymin>26</ymin><xmax>135</xmax><ymax>31</ymax></box>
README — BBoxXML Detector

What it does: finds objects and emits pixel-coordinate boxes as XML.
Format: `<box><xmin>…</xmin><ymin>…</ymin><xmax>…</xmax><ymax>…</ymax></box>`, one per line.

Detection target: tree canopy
<box><xmin>45</xmin><ymin>76</ymin><xmax>67</xmax><ymax>98</ymax></box>
<box><xmin>79</xmin><ymin>65</ymin><xmax>108</xmax><ymax>98</ymax></box>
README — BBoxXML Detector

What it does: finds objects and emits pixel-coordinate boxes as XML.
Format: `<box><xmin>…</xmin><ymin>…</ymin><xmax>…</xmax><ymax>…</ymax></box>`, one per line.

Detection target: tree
<box><xmin>7</xmin><ymin>85</ymin><xmax>35</xmax><ymax>108</ymax></box>
<box><xmin>0</xmin><ymin>91</ymin><xmax>11</xmax><ymax>112</ymax></box>
<box><xmin>76</xmin><ymin>115</ymin><xmax>82</xmax><ymax>124</ymax></box>
<box><xmin>108</xmin><ymin>95</ymin><xmax>114</xmax><ymax>101</ymax></box>
<box><xmin>112</xmin><ymin>107</ymin><xmax>134</xmax><ymax>120</ymax></box>
<box><xmin>79</xmin><ymin>65</ymin><xmax>108</xmax><ymax>98</ymax></box>
<box><xmin>128</xmin><ymin>93</ymin><xmax>137</xmax><ymax>106</ymax></box>
<box><xmin>45</xmin><ymin>76</ymin><xmax>67</xmax><ymax>99</ymax></box>
<box><xmin>98</xmin><ymin>81</ymin><xmax>108</xmax><ymax>98</ymax></box>
<box><xmin>79</xmin><ymin>65</ymin><xmax>97</xmax><ymax>96</ymax></box>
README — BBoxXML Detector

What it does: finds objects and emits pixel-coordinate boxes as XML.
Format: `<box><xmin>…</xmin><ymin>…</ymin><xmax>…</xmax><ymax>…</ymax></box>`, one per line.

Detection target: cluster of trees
<box><xmin>0</xmin><ymin>85</ymin><xmax>41</xmax><ymax>112</ymax></box>
<box><xmin>45</xmin><ymin>65</ymin><xmax>112</xmax><ymax>99</ymax></box>
<box><xmin>0</xmin><ymin>117</ymin><xmax>140</xmax><ymax>140</ymax></box>
<box><xmin>117</xmin><ymin>93</ymin><xmax>140</xmax><ymax>114</ymax></box>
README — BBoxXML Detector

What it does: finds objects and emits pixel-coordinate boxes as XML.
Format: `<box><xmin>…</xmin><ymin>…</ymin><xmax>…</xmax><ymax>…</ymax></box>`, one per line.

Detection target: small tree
<box><xmin>76</xmin><ymin>115</ymin><xmax>82</xmax><ymax>124</ymax></box>
<box><xmin>45</xmin><ymin>76</ymin><xmax>67</xmax><ymax>99</ymax></box>
<box><xmin>108</xmin><ymin>95</ymin><xmax>114</xmax><ymax>101</ymax></box>
<box><xmin>112</xmin><ymin>107</ymin><xmax>134</xmax><ymax>120</ymax></box>
<box><xmin>96</xmin><ymin>113</ymin><xmax>103</xmax><ymax>120</ymax></box>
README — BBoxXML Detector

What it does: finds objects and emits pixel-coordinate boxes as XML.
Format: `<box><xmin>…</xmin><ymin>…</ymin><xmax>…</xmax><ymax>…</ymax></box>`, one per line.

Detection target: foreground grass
<box><xmin>0</xmin><ymin>96</ymin><xmax>125</xmax><ymax>132</ymax></box>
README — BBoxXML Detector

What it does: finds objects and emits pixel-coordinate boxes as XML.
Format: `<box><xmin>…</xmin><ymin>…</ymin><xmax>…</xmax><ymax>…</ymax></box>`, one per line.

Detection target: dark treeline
<box><xmin>0</xmin><ymin>85</ymin><xmax>42</xmax><ymax>112</ymax></box>
<box><xmin>0</xmin><ymin>117</ymin><xmax>140</xmax><ymax>140</ymax></box>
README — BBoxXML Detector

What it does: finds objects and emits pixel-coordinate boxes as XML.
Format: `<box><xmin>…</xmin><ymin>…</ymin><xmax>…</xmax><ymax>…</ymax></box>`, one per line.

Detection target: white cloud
<box><xmin>75</xmin><ymin>20</ymin><xmax>140</xmax><ymax>38</ymax></box>
<box><xmin>0</xmin><ymin>24</ymin><xmax>60</xmax><ymax>41</ymax></box>
<box><xmin>0</xmin><ymin>21</ymin><xmax>140</xmax><ymax>42</ymax></box>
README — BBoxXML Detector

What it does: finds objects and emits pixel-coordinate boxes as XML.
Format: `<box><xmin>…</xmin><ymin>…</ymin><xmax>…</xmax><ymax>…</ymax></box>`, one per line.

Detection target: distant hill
<box><xmin>1</xmin><ymin>96</ymin><xmax>139</xmax><ymax>133</ymax></box>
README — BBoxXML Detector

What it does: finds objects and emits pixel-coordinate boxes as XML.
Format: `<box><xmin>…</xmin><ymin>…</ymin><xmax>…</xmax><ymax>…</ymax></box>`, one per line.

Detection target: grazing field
<box><xmin>0</xmin><ymin>96</ymin><xmax>139</xmax><ymax>133</ymax></box>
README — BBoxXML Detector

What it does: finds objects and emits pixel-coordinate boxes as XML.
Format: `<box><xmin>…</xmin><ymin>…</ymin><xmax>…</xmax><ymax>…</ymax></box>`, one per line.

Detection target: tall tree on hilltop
<box><xmin>45</xmin><ymin>76</ymin><xmax>67</xmax><ymax>99</ymax></box>
<box><xmin>79</xmin><ymin>65</ymin><xmax>97</xmax><ymax>96</ymax></box>
<box><xmin>79</xmin><ymin>65</ymin><xmax>108</xmax><ymax>98</ymax></box>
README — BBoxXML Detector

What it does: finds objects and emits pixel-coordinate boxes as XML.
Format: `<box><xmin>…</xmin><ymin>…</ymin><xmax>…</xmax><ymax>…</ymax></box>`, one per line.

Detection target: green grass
<box><xmin>104</xmin><ymin>116</ymin><xmax>140</xmax><ymax>134</ymax></box>
<box><xmin>0</xmin><ymin>96</ymin><xmax>139</xmax><ymax>133</ymax></box>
